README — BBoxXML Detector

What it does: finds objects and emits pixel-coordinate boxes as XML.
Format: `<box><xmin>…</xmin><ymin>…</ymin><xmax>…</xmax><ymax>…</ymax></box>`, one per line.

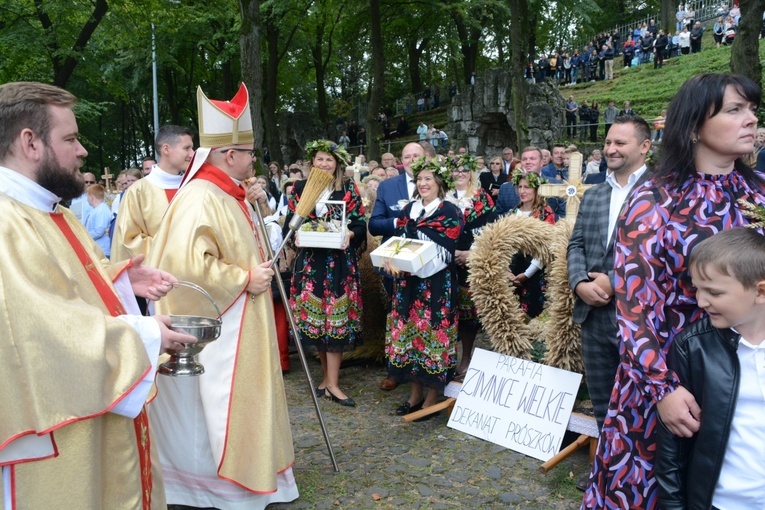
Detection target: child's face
<box><xmin>691</xmin><ymin>264</ymin><xmax>764</xmax><ymax>332</ymax></box>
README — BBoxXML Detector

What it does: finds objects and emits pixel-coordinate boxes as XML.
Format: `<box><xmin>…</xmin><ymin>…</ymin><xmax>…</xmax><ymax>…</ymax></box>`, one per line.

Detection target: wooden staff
<box><xmin>250</xmin><ymin>182</ymin><xmax>339</xmax><ymax>472</ymax></box>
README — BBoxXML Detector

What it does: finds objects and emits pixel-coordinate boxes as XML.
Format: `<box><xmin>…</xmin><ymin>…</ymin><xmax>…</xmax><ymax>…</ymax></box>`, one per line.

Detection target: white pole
<box><xmin>151</xmin><ymin>22</ymin><xmax>159</xmax><ymax>158</ymax></box>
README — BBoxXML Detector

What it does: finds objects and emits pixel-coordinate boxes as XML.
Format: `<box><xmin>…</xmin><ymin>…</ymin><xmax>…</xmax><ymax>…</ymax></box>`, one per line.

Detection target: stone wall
<box><xmin>276</xmin><ymin>111</ymin><xmax>327</xmax><ymax>165</ymax></box>
<box><xmin>446</xmin><ymin>68</ymin><xmax>564</xmax><ymax>158</ymax></box>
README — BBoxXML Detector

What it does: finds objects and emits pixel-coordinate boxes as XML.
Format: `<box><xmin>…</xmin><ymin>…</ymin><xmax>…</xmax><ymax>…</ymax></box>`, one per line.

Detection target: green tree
<box><xmin>730</xmin><ymin>0</ymin><xmax>765</xmax><ymax>90</ymax></box>
<box><xmin>366</xmin><ymin>0</ymin><xmax>384</xmax><ymax>161</ymax></box>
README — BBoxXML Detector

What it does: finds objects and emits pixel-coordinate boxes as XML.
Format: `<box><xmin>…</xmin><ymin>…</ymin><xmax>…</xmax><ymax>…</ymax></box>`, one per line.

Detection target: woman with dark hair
<box><xmin>387</xmin><ymin>156</ymin><xmax>463</xmax><ymax>418</ymax></box>
<box><xmin>285</xmin><ymin>140</ymin><xmax>366</xmax><ymax>407</ymax></box>
<box><xmin>507</xmin><ymin>168</ymin><xmax>556</xmax><ymax>319</ymax></box>
<box><xmin>448</xmin><ymin>154</ymin><xmax>497</xmax><ymax>377</ymax></box>
<box><xmin>268</xmin><ymin>161</ymin><xmax>286</xmax><ymax>200</ymax></box>
<box><xmin>583</xmin><ymin>73</ymin><xmax>765</xmax><ymax>509</ymax></box>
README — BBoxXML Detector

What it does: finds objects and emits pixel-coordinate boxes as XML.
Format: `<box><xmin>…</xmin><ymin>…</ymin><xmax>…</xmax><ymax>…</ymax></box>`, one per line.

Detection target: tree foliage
<box><xmin>0</xmin><ymin>0</ymin><xmax>759</xmax><ymax>168</ymax></box>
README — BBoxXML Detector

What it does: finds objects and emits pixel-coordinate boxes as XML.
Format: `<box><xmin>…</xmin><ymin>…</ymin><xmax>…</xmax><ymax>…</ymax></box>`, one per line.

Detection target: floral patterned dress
<box><xmin>286</xmin><ymin>179</ymin><xmax>365</xmax><ymax>352</ymax></box>
<box><xmin>583</xmin><ymin>170</ymin><xmax>765</xmax><ymax>509</ymax></box>
<box><xmin>509</xmin><ymin>205</ymin><xmax>556</xmax><ymax>319</ymax></box>
<box><xmin>452</xmin><ymin>188</ymin><xmax>496</xmax><ymax>331</ymax></box>
<box><xmin>386</xmin><ymin>199</ymin><xmax>464</xmax><ymax>390</ymax></box>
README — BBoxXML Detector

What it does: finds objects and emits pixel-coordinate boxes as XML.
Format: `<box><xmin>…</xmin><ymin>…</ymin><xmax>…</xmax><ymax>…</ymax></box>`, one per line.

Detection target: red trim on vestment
<box><xmin>0</xmin><ymin>359</ymin><xmax>150</xmax><ymax>453</ymax></box>
<box><xmin>217</xmin><ymin>462</ymin><xmax>296</xmax><ymax>495</ymax></box>
<box><xmin>217</xmin><ymin>297</ymin><xmax>247</xmax><ymax>485</ymax></box>
<box><xmin>110</xmin><ymin>258</ymin><xmax>134</xmax><ymax>283</ymax></box>
<box><xmin>10</xmin><ymin>465</ymin><xmax>16</xmax><ymax>510</ymax></box>
<box><xmin>50</xmin><ymin>213</ymin><xmax>127</xmax><ymax>316</ymax></box>
<box><xmin>132</xmin><ymin>408</ymin><xmax>152</xmax><ymax>510</ymax></box>
<box><xmin>164</xmin><ymin>188</ymin><xmax>177</xmax><ymax>202</ymax></box>
<box><xmin>48</xmin><ymin>211</ymin><xmax>153</xmax><ymax>508</ymax></box>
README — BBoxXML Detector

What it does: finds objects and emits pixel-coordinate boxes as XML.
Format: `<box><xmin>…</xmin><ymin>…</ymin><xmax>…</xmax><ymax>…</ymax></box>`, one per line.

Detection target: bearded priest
<box><xmin>0</xmin><ymin>82</ymin><xmax>195</xmax><ymax>509</ymax></box>
<box><xmin>148</xmin><ymin>83</ymin><xmax>298</xmax><ymax>509</ymax></box>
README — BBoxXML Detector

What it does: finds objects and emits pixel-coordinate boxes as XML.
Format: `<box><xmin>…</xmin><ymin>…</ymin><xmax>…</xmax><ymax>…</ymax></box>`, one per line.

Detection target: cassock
<box><xmin>148</xmin><ymin>162</ymin><xmax>297</xmax><ymax>509</ymax></box>
<box><xmin>111</xmin><ymin>167</ymin><xmax>182</xmax><ymax>260</ymax></box>
<box><xmin>0</xmin><ymin>166</ymin><xmax>165</xmax><ymax>509</ymax></box>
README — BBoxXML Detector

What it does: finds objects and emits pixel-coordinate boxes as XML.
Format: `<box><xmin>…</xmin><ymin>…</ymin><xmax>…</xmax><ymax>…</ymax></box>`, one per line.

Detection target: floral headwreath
<box><xmin>511</xmin><ymin>168</ymin><xmax>547</xmax><ymax>188</ymax></box>
<box><xmin>410</xmin><ymin>155</ymin><xmax>456</xmax><ymax>191</ymax></box>
<box><xmin>304</xmin><ymin>139</ymin><xmax>351</xmax><ymax>167</ymax></box>
<box><xmin>447</xmin><ymin>153</ymin><xmax>478</xmax><ymax>172</ymax></box>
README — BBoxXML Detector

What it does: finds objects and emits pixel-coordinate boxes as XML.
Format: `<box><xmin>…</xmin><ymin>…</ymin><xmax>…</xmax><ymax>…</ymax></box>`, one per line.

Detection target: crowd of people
<box><xmin>529</xmin><ymin>3</ymin><xmax>740</xmax><ymax>87</ymax></box>
<box><xmin>3</xmin><ymin>71</ymin><xmax>765</xmax><ymax>510</ymax></box>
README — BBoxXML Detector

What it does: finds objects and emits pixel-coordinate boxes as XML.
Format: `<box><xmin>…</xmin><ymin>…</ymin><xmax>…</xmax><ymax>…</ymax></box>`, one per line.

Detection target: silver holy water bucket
<box><xmin>158</xmin><ymin>281</ymin><xmax>222</xmax><ymax>377</ymax></box>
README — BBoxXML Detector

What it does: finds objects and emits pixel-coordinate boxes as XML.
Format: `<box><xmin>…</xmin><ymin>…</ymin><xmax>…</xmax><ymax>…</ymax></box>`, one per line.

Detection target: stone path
<box><xmin>273</xmin><ymin>346</ymin><xmax>589</xmax><ymax>509</ymax></box>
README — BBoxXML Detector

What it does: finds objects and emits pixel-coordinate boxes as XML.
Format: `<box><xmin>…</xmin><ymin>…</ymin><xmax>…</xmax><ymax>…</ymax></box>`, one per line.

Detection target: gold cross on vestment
<box><xmin>537</xmin><ymin>152</ymin><xmax>592</xmax><ymax>221</ymax></box>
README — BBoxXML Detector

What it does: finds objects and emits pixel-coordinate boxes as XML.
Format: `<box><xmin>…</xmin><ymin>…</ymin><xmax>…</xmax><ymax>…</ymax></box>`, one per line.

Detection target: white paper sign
<box><xmin>447</xmin><ymin>348</ymin><xmax>582</xmax><ymax>461</ymax></box>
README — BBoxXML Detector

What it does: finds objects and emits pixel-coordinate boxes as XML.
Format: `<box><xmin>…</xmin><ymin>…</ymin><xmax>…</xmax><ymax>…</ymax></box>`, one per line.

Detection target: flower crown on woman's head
<box><xmin>447</xmin><ymin>153</ymin><xmax>478</xmax><ymax>172</ymax></box>
<box><xmin>511</xmin><ymin>168</ymin><xmax>547</xmax><ymax>188</ymax></box>
<box><xmin>304</xmin><ymin>139</ymin><xmax>351</xmax><ymax>167</ymax></box>
<box><xmin>410</xmin><ymin>155</ymin><xmax>455</xmax><ymax>191</ymax></box>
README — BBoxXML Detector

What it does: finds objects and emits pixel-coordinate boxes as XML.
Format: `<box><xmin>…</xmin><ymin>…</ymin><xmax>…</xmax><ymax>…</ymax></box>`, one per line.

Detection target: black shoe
<box><xmin>325</xmin><ymin>388</ymin><xmax>356</xmax><ymax>407</ymax></box>
<box><xmin>395</xmin><ymin>399</ymin><xmax>424</xmax><ymax>416</ymax></box>
<box><xmin>314</xmin><ymin>387</ymin><xmax>325</xmax><ymax>398</ymax></box>
<box><xmin>576</xmin><ymin>473</ymin><xmax>590</xmax><ymax>492</ymax></box>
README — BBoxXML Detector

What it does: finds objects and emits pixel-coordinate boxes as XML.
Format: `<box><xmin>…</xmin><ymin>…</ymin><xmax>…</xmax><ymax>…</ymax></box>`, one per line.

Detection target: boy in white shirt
<box><xmin>85</xmin><ymin>183</ymin><xmax>113</xmax><ymax>257</ymax></box>
<box><xmin>657</xmin><ymin>227</ymin><xmax>765</xmax><ymax>510</ymax></box>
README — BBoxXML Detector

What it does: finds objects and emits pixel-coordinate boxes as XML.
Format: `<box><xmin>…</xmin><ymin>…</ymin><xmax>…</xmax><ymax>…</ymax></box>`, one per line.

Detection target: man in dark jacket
<box><xmin>690</xmin><ymin>21</ymin><xmax>704</xmax><ymax>53</ymax></box>
<box><xmin>578</xmin><ymin>101</ymin><xmax>591</xmax><ymax>142</ymax></box>
<box><xmin>641</xmin><ymin>33</ymin><xmax>654</xmax><ymax>64</ymax></box>
<box><xmin>654</xmin><ymin>30</ymin><xmax>669</xmax><ymax>68</ymax></box>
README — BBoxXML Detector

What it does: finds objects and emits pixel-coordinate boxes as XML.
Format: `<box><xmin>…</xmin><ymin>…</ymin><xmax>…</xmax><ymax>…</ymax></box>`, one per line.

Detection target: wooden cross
<box><xmin>102</xmin><ymin>167</ymin><xmax>114</xmax><ymax>193</ymax></box>
<box><xmin>537</xmin><ymin>152</ymin><xmax>593</xmax><ymax>220</ymax></box>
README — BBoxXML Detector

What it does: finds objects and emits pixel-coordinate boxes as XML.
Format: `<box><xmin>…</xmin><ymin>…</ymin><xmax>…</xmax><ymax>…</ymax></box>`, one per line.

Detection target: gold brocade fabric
<box><xmin>0</xmin><ymin>195</ymin><xmax>165</xmax><ymax>509</ymax></box>
<box><xmin>111</xmin><ymin>178</ymin><xmax>172</xmax><ymax>260</ymax></box>
<box><xmin>148</xmin><ymin>176</ymin><xmax>295</xmax><ymax>492</ymax></box>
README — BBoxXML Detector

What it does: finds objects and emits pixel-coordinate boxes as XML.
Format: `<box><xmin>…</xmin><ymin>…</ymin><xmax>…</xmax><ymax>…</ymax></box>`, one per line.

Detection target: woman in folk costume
<box><xmin>387</xmin><ymin>156</ymin><xmax>464</xmax><ymax>418</ymax></box>
<box><xmin>507</xmin><ymin>168</ymin><xmax>556</xmax><ymax>319</ymax></box>
<box><xmin>285</xmin><ymin>140</ymin><xmax>365</xmax><ymax>407</ymax></box>
<box><xmin>148</xmin><ymin>83</ymin><xmax>298</xmax><ymax>509</ymax></box>
<box><xmin>446</xmin><ymin>153</ymin><xmax>497</xmax><ymax>378</ymax></box>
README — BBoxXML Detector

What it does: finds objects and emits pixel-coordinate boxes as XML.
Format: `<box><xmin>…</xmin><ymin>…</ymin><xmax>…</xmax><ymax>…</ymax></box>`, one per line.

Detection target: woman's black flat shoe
<box><xmin>325</xmin><ymin>388</ymin><xmax>356</xmax><ymax>407</ymax></box>
<box><xmin>314</xmin><ymin>387</ymin><xmax>326</xmax><ymax>398</ymax></box>
<box><xmin>395</xmin><ymin>399</ymin><xmax>424</xmax><ymax>416</ymax></box>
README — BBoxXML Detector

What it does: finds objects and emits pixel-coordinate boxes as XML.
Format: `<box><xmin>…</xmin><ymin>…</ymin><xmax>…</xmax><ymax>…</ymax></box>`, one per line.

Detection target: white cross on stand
<box><xmin>537</xmin><ymin>152</ymin><xmax>592</xmax><ymax>221</ymax></box>
<box><xmin>535</xmin><ymin>150</ymin><xmax>599</xmax><ymax>473</ymax></box>
<box><xmin>102</xmin><ymin>167</ymin><xmax>114</xmax><ymax>193</ymax></box>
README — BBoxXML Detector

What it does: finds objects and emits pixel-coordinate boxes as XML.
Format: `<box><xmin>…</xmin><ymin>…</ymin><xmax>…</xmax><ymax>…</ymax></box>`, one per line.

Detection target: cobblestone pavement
<box><xmin>273</xmin><ymin>338</ymin><xmax>589</xmax><ymax>510</ymax></box>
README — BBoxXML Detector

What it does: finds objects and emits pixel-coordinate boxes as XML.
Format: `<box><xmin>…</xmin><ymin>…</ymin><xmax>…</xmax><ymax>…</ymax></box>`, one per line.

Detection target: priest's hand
<box><xmin>154</xmin><ymin>315</ymin><xmax>198</xmax><ymax>353</ymax></box>
<box><xmin>127</xmin><ymin>254</ymin><xmax>178</xmax><ymax>301</ymax></box>
<box><xmin>247</xmin><ymin>261</ymin><xmax>274</xmax><ymax>295</ymax></box>
<box><xmin>246</xmin><ymin>183</ymin><xmax>267</xmax><ymax>208</ymax></box>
